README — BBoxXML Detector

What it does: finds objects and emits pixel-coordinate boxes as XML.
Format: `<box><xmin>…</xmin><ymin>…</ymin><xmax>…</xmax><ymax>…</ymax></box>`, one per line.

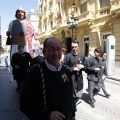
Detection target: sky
<box><xmin>0</xmin><ymin>0</ymin><xmax>38</xmax><ymax>36</ymax></box>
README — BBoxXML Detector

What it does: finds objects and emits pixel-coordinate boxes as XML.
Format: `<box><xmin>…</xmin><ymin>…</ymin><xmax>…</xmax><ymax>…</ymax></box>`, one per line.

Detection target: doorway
<box><xmin>83</xmin><ymin>36</ymin><xmax>89</xmax><ymax>56</ymax></box>
<box><xmin>64</xmin><ymin>37</ymin><xmax>72</xmax><ymax>53</ymax></box>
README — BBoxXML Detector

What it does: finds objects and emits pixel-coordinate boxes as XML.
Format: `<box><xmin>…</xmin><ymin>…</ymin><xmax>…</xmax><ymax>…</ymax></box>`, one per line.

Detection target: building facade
<box><xmin>37</xmin><ymin>0</ymin><xmax>120</xmax><ymax>67</ymax></box>
<box><xmin>26</xmin><ymin>9</ymin><xmax>39</xmax><ymax>34</ymax></box>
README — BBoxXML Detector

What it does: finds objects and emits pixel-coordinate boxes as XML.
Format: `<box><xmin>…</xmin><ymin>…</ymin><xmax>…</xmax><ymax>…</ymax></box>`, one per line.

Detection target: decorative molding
<box><xmin>82</xmin><ymin>29</ymin><xmax>89</xmax><ymax>35</ymax></box>
<box><xmin>100</xmin><ymin>24</ymin><xmax>112</xmax><ymax>32</ymax></box>
<box><xmin>111</xmin><ymin>0</ymin><xmax>120</xmax><ymax>5</ymax></box>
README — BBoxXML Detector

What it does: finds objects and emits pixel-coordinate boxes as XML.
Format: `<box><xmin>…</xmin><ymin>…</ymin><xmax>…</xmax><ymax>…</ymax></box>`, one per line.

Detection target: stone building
<box><xmin>37</xmin><ymin>0</ymin><xmax>120</xmax><ymax>67</ymax></box>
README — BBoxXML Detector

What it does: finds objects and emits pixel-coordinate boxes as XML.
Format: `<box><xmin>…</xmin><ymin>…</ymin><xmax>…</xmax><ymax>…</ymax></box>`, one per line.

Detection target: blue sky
<box><xmin>0</xmin><ymin>0</ymin><xmax>38</xmax><ymax>36</ymax></box>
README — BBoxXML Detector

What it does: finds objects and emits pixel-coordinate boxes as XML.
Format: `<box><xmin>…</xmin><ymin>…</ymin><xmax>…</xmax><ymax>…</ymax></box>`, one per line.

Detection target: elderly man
<box><xmin>20</xmin><ymin>37</ymin><xmax>76</xmax><ymax>120</ymax></box>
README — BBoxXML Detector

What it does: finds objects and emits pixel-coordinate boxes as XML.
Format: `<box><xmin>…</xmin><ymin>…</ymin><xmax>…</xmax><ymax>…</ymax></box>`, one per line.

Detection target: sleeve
<box><xmin>20</xmin><ymin>67</ymin><xmax>51</xmax><ymax>120</ymax></box>
<box><xmin>63</xmin><ymin>55</ymin><xmax>74</xmax><ymax>72</ymax></box>
<box><xmin>82</xmin><ymin>57</ymin><xmax>88</xmax><ymax>73</ymax></box>
<box><xmin>11</xmin><ymin>54</ymin><xmax>17</xmax><ymax>68</ymax></box>
<box><xmin>86</xmin><ymin>57</ymin><xmax>95</xmax><ymax>72</ymax></box>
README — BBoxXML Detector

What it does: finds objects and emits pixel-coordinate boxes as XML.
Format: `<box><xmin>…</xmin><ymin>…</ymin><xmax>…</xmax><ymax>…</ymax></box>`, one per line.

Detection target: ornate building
<box><xmin>37</xmin><ymin>0</ymin><xmax>120</xmax><ymax>67</ymax></box>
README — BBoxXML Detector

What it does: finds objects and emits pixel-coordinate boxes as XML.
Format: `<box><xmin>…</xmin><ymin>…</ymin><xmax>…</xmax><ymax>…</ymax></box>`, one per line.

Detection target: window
<box><xmin>49</xmin><ymin>2</ymin><xmax>52</xmax><ymax>10</ymax></box>
<box><xmin>81</xmin><ymin>0</ymin><xmax>87</xmax><ymax>14</ymax></box>
<box><xmin>50</xmin><ymin>21</ymin><xmax>53</xmax><ymax>29</ymax></box>
<box><xmin>83</xmin><ymin>36</ymin><xmax>89</xmax><ymax>56</ymax></box>
<box><xmin>45</xmin><ymin>0</ymin><xmax>47</xmax><ymax>4</ymax></box>
<box><xmin>100</xmin><ymin>0</ymin><xmax>110</xmax><ymax>8</ymax></box>
<box><xmin>102</xmin><ymin>33</ymin><xmax>111</xmax><ymax>53</ymax></box>
<box><xmin>45</xmin><ymin>25</ymin><xmax>47</xmax><ymax>31</ymax></box>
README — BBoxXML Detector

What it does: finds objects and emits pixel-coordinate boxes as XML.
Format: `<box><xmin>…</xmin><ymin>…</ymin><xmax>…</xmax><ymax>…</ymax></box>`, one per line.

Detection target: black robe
<box><xmin>11</xmin><ymin>52</ymin><xmax>32</xmax><ymax>80</ymax></box>
<box><xmin>63</xmin><ymin>52</ymin><xmax>86</xmax><ymax>99</ymax></box>
<box><xmin>20</xmin><ymin>62</ymin><xmax>75</xmax><ymax>120</ymax></box>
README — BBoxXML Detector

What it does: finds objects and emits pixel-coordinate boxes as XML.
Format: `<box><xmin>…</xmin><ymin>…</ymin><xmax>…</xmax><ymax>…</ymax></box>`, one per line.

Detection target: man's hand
<box><xmin>76</xmin><ymin>64</ymin><xmax>84</xmax><ymax>69</ymax></box>
<box><xmin>74</xmin><ymin>67</ymin><xmax>80</xmax><ymax>71</ymax></box>
<box><xmin>15</xmin><ymin>65</ymin><xmax>20</xmax><ymax>69</ymax></box>
<box><xmin>95</xmin><ymin>68</ymin><xmax>101</xmax><ymax>72</ymax></box>
<box><xmin>50</xmin><ymin>111</ymin><xmax>65</xmax><ymax>120</ymax></box>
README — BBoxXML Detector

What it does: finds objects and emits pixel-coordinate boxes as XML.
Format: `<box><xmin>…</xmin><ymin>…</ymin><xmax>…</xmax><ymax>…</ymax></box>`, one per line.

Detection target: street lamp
<box><xmin>67</xmin><ymin>16</ymin><xmax>79</xmax><ymax>41</ymax></box>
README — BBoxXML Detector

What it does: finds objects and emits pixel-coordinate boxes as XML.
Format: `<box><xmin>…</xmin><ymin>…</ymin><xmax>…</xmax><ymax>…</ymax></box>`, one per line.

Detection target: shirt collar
<box><xmin>18</xmin><ymin>52</ymin><xmax>24</xmax><ymax>55</ymax></box>
<box><xmin>45</xmin><ymin>59</ymin><xmax>62</xmax><ymax>71</ymax></box>
<box><xmin>71</xmin><ymin>51</ymin><xmax>78</xmax><ymax>56</ymax></box>
<box><xmin>17</xmin><ymin>19</ymin><xmax>26</xmax><ymax>23</ymax></box>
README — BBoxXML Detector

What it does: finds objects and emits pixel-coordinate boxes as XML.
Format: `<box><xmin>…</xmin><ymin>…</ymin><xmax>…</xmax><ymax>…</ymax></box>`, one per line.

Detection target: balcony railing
<box><xmin>111</xmin><ymin>0</ymin><xmax>120</xmax><ymax>13</ymax></box>
<box><xmin>78</xmin><ymin>11</ymin><xmax>94</xmax><ymax>22</ymax></box>
<box><xmin>98</xmin><ymin>6</ymin><xmax>110</xmax><ymax>18</ymax></box>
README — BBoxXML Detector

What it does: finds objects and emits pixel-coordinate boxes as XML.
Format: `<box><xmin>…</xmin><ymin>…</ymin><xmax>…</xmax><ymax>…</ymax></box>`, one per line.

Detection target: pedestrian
<box><xmin>11</xmin><ymin>44</ymin><xmax>32</xmax><ymax>94</ymax></box>
<box><xmin>99</xmin><ymin>52</ymin><xmax>111</xmax><ymax>98</ymax></box>
<box><xmin>39</xmin><ymin>43</ymin><xmax>44</xmax><ymax>57</ymax></box>
<box><xmin>32</xmin><ymin>34</ymin><xmax>41</xmax><ymax>57</ymax></box>
<box><xmin>20</xmin><ymin>37</ymin><xmax>76</xmax><ymax>120</ymax></box>
<box><xmin>60</xmin><ymin>43</ymin><xmax>67</xmax><ymax>63</ymax></box>
<box><xmin>63</xmin><ymin>40</ymin><xmax>86</xmax><ymax>109</ymax></box>
<box><xmin>86</xmin><ymin>48</ymin><xmax>103</xmax><ymax>108</ymax></box>
<box><xmin>6</xmin><ymin>7</ymin><xmax>35</xmax><ymax>82</ymax></box>
<box><xmin>4</xmin><ymin>53</ymin><xmax>9</xmax><ymax>67</ymax></box>
<box><xmin>0</xmin><ymin>53</ymin><xmax>2</xmax><ymax>64</ymax></box>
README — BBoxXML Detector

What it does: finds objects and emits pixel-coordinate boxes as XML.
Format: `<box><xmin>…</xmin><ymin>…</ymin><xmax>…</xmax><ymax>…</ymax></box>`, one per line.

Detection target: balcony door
<box><xmin>83</xmin><ymin>36</ymin><xmax>89</xmax><ymax>57</ymax></box>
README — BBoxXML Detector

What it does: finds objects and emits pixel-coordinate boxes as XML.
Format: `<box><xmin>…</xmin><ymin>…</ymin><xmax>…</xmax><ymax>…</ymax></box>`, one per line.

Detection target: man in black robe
<box><xmin>20</xmin><ymin>37</ymin><xmax>75</xmax><ymax>120</ymax></box>
<box><xmin>63</xmin><ymin>40</ymin><xmax>86</xmax><ymax>108</ymax></box>
<box><xmin>11</xmin><ymin>44</ymin><xmax>32</xmax><ymax>94</ymax></box>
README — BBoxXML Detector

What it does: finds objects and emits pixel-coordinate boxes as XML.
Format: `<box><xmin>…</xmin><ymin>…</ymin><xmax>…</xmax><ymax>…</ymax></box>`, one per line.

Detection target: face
<box><xmin>71</xmin><ymin>42</ymin><xmax>79</xmax><ymax>54</ymax></box>
<box><xmin>102</xmin><ymin>54</ymin><xmax>107</xmax><ymax>60</ymax></box>
<box><xmin>17</xmin><ymin>46</ymin><xmax>24</xmax><ymax>53</ymax></box>
<box><xmin>16</xmin><ymin>10</ymin><xmax>25</xmax><ymax>20</ymax></box>
<box><xmin>43</xmin><ymin>38</ymin><xmax>62</xmax><ymax>68</ymax></box>
<box><xmin>94</xmin><ymin>51</ymin><xmax>100</xmax><ymax>58</ymax></box>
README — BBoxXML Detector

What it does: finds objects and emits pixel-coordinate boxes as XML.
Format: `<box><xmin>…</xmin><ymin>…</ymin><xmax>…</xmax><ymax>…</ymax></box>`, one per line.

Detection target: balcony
<box><xmin>97</xmin><ymin>6</ymin><xmax>110</xmax><ymax>18</ymax></box>
<box><xmin>48</xmin><ymin>8</ymin><xmax>54</xmax><ymax>16</ymax></box>
<box><xmin>37</xmin><ymin>10</ymin><xmax>43</xmax><ymax>17</ymax></box>
<box><xmin>78</xmin><ymin>11</ymin><xmax>94</xmax><ymax>23</ymax></box>
<box><xmin>111</xmin><ymin>0</ymin><xmax>120</xmax><ymax>13</ymax></box>
<box><xmin>43</xmin><ymin>13</ymin><xmax>47</xmax><ymax>20</ymax></box>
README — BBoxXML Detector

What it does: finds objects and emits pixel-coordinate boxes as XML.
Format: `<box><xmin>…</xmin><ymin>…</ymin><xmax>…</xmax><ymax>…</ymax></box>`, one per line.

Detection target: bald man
<box><xmin>20</xmin><ymin>37</ymin><xmax>76</xmax><ymax>120</ymax></box>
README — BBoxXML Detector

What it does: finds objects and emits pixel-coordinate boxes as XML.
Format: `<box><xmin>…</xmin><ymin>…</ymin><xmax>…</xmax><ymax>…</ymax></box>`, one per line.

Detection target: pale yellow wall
<box><xmin>113</xmin><ymin>22</ymin><xmax>120</xmax><ymax>61</ymax></box>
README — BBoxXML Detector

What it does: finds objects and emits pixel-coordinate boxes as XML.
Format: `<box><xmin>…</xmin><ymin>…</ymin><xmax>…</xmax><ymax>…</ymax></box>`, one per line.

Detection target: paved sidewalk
<box><xmin>75</xmin><ymin>76</ymin><xmax>120</xmax><ymax>120</ymax></box>
<box><xmin>107</xmin><ymin>68</ymin><xmax>120</xmax><ymax>81</ymax></box>
<box><xmin>0</xmin><ymin>67</ymin><xmax>29</xmax><ymax>120</ymax></box>
<box><xmin>0</xmin><ymin>66</ymin><xmax>120</xmax><ymax>120</ymax></box>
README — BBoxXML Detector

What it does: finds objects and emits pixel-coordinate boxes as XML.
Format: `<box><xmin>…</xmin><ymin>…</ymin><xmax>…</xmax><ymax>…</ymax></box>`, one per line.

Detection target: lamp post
<box><xmin>67</xmin><ymin>16</ymin><xmax>79</xmax><ymax>41</ymax></box>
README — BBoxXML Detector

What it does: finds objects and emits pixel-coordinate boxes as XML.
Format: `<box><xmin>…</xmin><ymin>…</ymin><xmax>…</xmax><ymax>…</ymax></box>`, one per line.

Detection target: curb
<box><xmin>107</xmin><ymin>76</ymin><xmax>120</xmax><ymax>82</ymax></box>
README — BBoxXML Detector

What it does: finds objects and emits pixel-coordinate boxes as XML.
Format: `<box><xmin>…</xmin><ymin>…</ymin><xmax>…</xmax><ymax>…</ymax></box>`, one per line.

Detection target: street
<box><xmin>0</xmin><ymin>66</ymin><xmax>120</xmax><ymax>120</ymax></box>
